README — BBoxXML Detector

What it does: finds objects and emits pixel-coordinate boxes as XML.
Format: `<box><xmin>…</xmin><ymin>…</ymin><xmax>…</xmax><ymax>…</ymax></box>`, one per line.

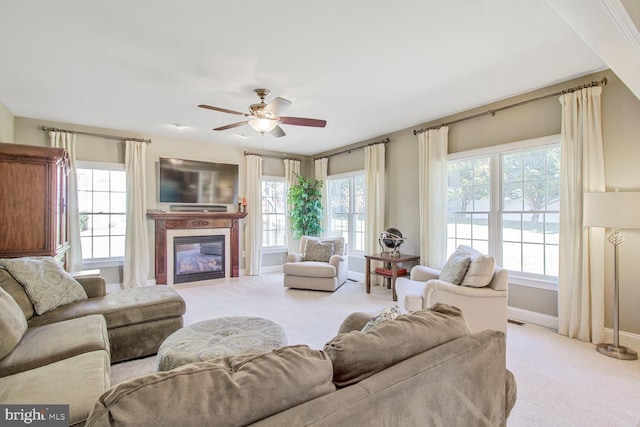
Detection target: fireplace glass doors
<box><xmin>173</xmin><ymin>235</ymin><xmax>225</xmax><ymax>284</ymax></box>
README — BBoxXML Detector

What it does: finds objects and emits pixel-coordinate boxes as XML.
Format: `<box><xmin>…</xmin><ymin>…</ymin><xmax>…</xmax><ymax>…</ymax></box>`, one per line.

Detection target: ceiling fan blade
<box><xmin>280</xmin><ymin>116</ymin><xmax>327</xmax><ymax>127</ymax></box>
<box><xmin>198</xmin><ymin>104</ymin><xmax>249</xmax><ymax>117</ymax></box>
<box><xmin>214</xmin><ymin>121</ymin><xmax>248</xmax><ymax>131</ymax></box>
<box><xmin>270</xmin><ymin>125</ymin><xmax>286</xmax><ymax>138</ymax></box>
<box><xmin>264</xmin><ymin>97</ymin><xmax>292</xmax><ymax>116</ymax></box>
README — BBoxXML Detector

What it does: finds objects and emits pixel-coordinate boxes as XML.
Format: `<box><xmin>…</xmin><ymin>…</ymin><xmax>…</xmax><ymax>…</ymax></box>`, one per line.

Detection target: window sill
<box><xmin>82</xmin><ymin>259</ymin><xmax>124</xmax><ymax>269</ymax></box>
<box><xmin>508</xmin><ymin>275</ymin><xmax>558</xmax><ymax>291</ymax></box>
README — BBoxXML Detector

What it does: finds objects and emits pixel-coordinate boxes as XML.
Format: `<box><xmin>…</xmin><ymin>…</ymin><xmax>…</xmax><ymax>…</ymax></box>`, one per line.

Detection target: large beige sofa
<box><xmin>0</xmin><ymin>267</ymin><xmax>186</xmax><ymax>426</ymax></box>
<box><xmin>86</xmin><ymin>304</ymin><xmax>517</xmax><ymax>426</ymax></box>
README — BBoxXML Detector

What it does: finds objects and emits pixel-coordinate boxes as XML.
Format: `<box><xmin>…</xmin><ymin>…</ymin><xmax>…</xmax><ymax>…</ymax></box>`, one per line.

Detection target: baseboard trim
<box><xmin>507</xmin><ymin>306</ymin><xmax>558</xmax><ymax>330</ymax></box>
<box><xmin>260</xmin><ymin>265</ymin><xmax>283</xmax><ymax>274</ymax></box>
<box><xmin>603</xmin><ymin>328</ymin><xmax>640</xmax><ymax>353</ymax></box>
<box><xmin>349</xmin><ymin>271</ymin><xmax>365</xmax><ymax>282</ymax></box>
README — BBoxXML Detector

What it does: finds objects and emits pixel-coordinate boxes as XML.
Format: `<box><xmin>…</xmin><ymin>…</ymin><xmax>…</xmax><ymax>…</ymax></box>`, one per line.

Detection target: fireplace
<box><xmin>173</xmin><ymin>235</ymin><xmax>225</xmax><ymax>284</ymax></box>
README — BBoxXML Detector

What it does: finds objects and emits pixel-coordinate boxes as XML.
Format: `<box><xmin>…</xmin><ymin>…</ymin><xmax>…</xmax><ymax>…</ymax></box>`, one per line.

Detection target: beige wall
<box><xmin>13</xmin><ymin>117</ymin><xmax>306</xmax><ymax>279</ymax></box>
<box><xmin>316</xmin><ymin>69</ymin><xmax>640</xmax><ymax>336</ymax></box>
<box><xmin>0</xmin><ymin>100</ymin><xmax>14</xmax><ymax>143</ymax></box>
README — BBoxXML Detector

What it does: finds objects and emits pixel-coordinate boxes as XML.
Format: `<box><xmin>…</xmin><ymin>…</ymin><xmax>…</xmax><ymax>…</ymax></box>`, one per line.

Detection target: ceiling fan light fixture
<box><xmin>248</xmin><ymin>118</ymin><xmax>279</xmax><ymax>134</ymax></box>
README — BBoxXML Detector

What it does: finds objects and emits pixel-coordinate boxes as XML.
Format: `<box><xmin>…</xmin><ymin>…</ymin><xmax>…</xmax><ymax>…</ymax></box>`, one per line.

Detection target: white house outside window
<box><xmin>328</xmin><ymin>172</ymin><xmax>365</xmax><ymax>253</ymax></box>
<box><xmin>447</xmin><ymin>135</ymin><xmax>560</xmax><ymax>288</ymax></box>
<box><xmin>77</xmin><ymin>162</ymin><xmax>126</xmax><ymax>265</ymax></box>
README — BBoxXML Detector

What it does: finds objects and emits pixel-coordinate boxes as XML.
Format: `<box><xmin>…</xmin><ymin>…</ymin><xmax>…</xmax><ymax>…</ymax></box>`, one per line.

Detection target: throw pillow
<box><xmin>361</xmin><ymin>306</ymin><xmax>401</xmax><ymax>332</ymax></box>
<box><xmin>460</xmin><ymin>254</ymin><xmax>495</xmax><ymax>288</ymax></box>
<box><xmin>0</xmin><ymin>257</ymin><xmax>88</xmax><ymax>315</ymax></box>
<box><xmin>439</xmin><ymin>250</ymin><xmax>471</xmax><ymax>285</ymax></box>
<box><xmin>87</xmin><ymin>345</ymin><xmax>336</xmax><ymax>427</ymax></box>
<box><xmin>0</xmin><ymin>286</ymin><xmax>28</xmax><ymax>359</ymax></box>
<box><xmin>303</xmin><ymin>239</ymin><xmax>335</xmax><ymax>262</ymax></box>
<box><xmin>324</xmin><ymin>303</ymin><xmax>471</xmax><ymax>387</ymax></box>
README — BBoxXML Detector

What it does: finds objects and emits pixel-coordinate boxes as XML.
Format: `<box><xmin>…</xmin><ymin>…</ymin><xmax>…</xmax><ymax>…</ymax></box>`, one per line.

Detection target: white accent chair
<box><xmin>395</xmin><ymin>247</ymin><xmax>508</xmax><ymax>334</ymax></box>
<box><xmin>283</xmin><ymin>236</ymin><xmax>348</xmax><ymax>292</ymax></box>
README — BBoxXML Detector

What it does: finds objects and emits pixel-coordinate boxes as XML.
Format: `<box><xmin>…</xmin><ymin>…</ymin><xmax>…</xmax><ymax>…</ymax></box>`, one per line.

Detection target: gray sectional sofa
<box><xmin>86</xmin><ymin>304</ymin><xmax>517</xmax><ymax>427</ymax></box>
<box><xmin>0</xmin><ymin>266</ymin><xmax>186</xmax><ymax>426</ymax></box>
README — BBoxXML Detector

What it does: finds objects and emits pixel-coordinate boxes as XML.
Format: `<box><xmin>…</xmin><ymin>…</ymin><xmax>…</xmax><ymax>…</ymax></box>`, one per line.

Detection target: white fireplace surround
<box><xmin>166</xmin><ymin>228</ymin><xmax>231</xmax><ymax>286</ymax></box>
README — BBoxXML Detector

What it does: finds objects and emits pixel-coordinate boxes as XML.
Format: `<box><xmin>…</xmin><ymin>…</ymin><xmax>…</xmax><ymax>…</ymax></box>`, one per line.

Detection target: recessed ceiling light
<box><xmin>172</xmin><ymin>123</ymin><xmax>187</xmax><ymax>129</ymax></box>
<box><xmin>237</xmin><ymin>133</ymin><xmax>247</xmax><ymax>139</ymax></box>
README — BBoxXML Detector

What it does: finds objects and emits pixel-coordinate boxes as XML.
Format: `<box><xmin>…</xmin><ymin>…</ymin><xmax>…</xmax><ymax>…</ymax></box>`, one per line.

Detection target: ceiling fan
<box><xmin>198</xmin><ymin>89</ymin><xmax>327</xmax><ymax>137</ymax></box>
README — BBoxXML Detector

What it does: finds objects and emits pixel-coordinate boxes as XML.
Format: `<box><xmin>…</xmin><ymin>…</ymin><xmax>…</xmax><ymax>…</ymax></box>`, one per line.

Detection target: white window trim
<box><xmin>76</xmin><ymin>161</ymin><xmax>126</xmax><ymax>267</ymax></box>
<box><xmin>448</xmin><ymin>134</ymin><xmax>561</xmax><ymax>290</ymax></box>
<box><xmin>328</xmin><ymin>170</ymin><xmax>365</xmax><ymax>255</ymax></box>
<box><xmin>261</xmin><ymin>175</ymin><xmax>288</xmax><ymax>252</ymax></box>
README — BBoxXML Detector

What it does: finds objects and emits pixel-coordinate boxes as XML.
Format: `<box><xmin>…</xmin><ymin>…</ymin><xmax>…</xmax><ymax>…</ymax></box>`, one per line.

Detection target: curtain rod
<box><xmin>313</xmin><ymin>137</ymin><xmax>390</xmax><ymax>161</ymax></box>
<box><xmin>243</xmin><ymin>151</ymin><xmax>302</xmax><ymax>162</ymax></box>
<box><xmin>413</xmin><ymin>77</ymin><xmax>608</xmax><ymax>135</ymax></box>
<box><xmin>41</xmin><ymin>125</ymin><xmax>152</xmax><ymax>143</ymax></box>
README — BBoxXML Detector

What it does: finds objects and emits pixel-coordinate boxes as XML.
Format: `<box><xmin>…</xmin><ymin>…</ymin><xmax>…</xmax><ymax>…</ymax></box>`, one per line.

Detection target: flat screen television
<box><xmin>158</xmin><ymin>157</ymin><xmax>238</xmax><ymax>205</ymax></box>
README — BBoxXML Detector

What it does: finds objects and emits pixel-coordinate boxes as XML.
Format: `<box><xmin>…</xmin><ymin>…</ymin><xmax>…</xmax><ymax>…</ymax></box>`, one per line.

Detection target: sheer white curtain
<box><xmin>558</xmin><ymin>87</ymin><xmax>606</xmax><ymax>343</ymax></box>
<box><xmin>245</xmin><ymin>154</ymin><xmax>263</xmax><ymax>275</ymax></box>
<box><xmin>365</xmin><ymin>143</ymin><xmax>385</xmax><ymax>265</ymax></box>
<box><xmin>314</xmin><ymin>157</ymin><xmax>329</xmax><ymax>237</ymax></box>
<box><xmin>49</xmin><ymin>131</ymin><xmax>82</xmax><ymax>272</ymax></box>
<box><xmin>123</xmin><ymin>140</ymin><xmax>150</xmax><ymax>288</ymax></box>
<box><xmin>418</xmin><ymin>127</ymin><xmax>449</xmax><ymax>268</ymax></box>
<box><xmin>284</xmin><ymin>159</ymin><xmax>301</xmax><ymax>252</ymax></box>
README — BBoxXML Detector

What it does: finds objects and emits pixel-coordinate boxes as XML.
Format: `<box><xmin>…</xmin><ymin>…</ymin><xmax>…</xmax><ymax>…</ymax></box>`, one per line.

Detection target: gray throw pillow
<box><xmin>303</xmin><ymin>239</ymin><xmax>335</xmax><ymax>262</ymax></box>
<box><xmin>439</xmin><ymin>250</ymin><xmax>471</xmax><ymax>285</ymax></box>
<box><xmin>0</xmin><ymin>257</ymin><xmax>87</xmax><ymax>315</ymax></box>
<box><xmin>324</xmin><ymin>303</ymin><xmax>471</xmax><ymax>387</ymax></box>
<box><xmin>0</xmin><ymin>286</ymin><xmax>28</xmax><ymax>359</ymax></box>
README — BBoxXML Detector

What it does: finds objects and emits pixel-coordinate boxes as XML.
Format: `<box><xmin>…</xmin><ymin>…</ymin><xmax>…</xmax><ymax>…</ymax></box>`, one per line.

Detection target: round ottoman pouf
<box><xmin>156</xmin><ymin>316</ymin><xmax>288</xmax><ymax>371</ymax></box>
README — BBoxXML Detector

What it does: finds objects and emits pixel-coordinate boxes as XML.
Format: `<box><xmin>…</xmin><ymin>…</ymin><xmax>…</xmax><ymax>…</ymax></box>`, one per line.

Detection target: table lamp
<box><xmin>583</xmin><ymin>191</ymin><xmax>640</xmax><ymax>360</ymax></box>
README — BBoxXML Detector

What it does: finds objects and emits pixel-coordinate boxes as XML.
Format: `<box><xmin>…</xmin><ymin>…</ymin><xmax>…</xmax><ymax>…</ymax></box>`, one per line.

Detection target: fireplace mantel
<box><xmin>148</xmin><ymin>211</ymin><xmax>248</xmax><ymax>284</ymax></box>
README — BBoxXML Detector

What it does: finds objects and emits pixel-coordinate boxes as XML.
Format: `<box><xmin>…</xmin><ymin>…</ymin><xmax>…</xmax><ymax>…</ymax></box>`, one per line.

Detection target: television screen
<box><xmin>159</xmin><ymin>157</ymin><xmax>238</xmax><ymax>205</ymax></box>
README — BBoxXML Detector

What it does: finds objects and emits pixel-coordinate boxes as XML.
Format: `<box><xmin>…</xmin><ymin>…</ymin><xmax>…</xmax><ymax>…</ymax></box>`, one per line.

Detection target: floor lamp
<box><xmin>583</xmin><ymin>191</ymin><xmax>640</xmax><ymax>360</ymax></box>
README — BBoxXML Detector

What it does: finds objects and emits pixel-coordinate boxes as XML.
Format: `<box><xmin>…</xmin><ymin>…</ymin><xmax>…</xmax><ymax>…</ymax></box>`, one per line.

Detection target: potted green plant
<box><xmin>287</xmin><ymin>174</ymin><xmax>323</xmax><ymax>239</ymax></box>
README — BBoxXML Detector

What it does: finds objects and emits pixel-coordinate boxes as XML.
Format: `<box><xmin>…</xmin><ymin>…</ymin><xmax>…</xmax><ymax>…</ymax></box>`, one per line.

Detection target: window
<box><xmin>447</xmin><ymin>136</ymin><xmax>560</xmax><ymax>286</ymax></box>
<box><xmin>77</xmin><ymin>162</ymin><xmax>126</xmax><ymax>264</ymax></box>
<box><xmin>328</xmin><ymin>172</ymin><xmax>365</xmax><ymax>252</ymax></box>
<box><xmin>261</xmin><ymin>177</ymin><xmax>287</xmax><ymax>248</ymax></box>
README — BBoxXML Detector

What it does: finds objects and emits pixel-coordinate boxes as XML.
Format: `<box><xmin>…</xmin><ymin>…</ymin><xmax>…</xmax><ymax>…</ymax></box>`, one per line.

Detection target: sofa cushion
<box><xmin>86</xmin><ymin>345</ymin><xmax>335</xmax><ymax>427</ymax></box>
<box><xmin>0</xmin><ymin>257</ymin><xmax>87</xmax><ymax>315</ymax></box>
<box><xmin>0</xmin><ymin>315</ymin><xmax>109</xmax><ymax>377</ymax></box>
<box><xmin>303</xmin><ymin>239</ymin><xmax>335</xmax><ymax>262</ymax></box>
<box><xmin>0</xmin><ymin>286</ymin><xmax>28</xmax><ymax>360</ymax></box>
<box><xmin>282</xmin><ymin>261</ymin><xmax>336</xmax><ymax>278</ymax></box>
<box><xmin>0</xmin><ymin>350</ymin><xmax>110</xmax><ymax>427</ymax></box>
<box><xmin>324</xmin><ymin>303</ymin><xmax>471</xmax><ymax>387</ymax></box>
<box><xmin>27</xmin><ymin>285</ymin><xmax>185</xmax><ymax>329</ymax></box>
<box><xmin>439</xmin><ymin>250</ymin><xmax>471</xmax><ymax>285</ymax></box>
<box><xmin>361</xmin><ymin>306</ymin><xmax>401</xmax><ymax>332</ymax></box>
<box><xmin>0</xmin><ymin>267</ymin><xmax>35</xmax><ymax>319</ymax></box>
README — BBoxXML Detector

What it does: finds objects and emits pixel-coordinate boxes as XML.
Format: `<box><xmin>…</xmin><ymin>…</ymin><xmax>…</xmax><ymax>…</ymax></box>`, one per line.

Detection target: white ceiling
<box><xmin>0</xmin><ymin>0</ymin><xmax>629</xmax><ymax>156</ymax></box>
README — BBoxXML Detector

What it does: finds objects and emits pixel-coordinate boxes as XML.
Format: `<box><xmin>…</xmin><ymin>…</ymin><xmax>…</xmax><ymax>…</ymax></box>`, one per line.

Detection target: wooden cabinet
<box><xmin>0</xmin><ymin>142</ymin><xmax>70</xmax><ymax>265</ymax></box>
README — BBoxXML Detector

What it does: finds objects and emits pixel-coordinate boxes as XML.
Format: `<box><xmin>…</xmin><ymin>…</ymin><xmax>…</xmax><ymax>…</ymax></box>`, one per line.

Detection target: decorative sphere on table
<box><xmin>378</xmin><ymin>228</ymin><xmax>405</xmax><ymax>255</ymax></box>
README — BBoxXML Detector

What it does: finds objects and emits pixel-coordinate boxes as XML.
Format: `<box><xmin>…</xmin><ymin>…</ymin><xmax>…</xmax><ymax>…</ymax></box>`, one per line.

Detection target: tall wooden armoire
<box><xmin>0</xmin><ymin>142</ymin><xmax>70</xmax><ymax>266</ymax></box>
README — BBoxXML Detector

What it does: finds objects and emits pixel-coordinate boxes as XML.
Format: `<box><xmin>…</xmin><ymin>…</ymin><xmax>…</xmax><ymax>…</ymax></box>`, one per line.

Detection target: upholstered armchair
<box><xmin>395</xmin><ymin>246</ymin><xmax>508</xmax><ymax>333</ymax></box>
<box><xmin>283</xmin><ymin>236</ymin><xmax>348</xmax><ymax>292</ymax></box>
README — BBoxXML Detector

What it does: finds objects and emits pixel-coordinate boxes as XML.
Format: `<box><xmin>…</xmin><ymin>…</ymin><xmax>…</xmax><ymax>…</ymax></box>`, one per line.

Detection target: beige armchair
<box><xmin>283</xmin><ymin>236</ymin><xmax>348</xmax><ymax>292</ymax></box>
<box><xmin>395</xmin><ymin>246</ymin><xmax>508</xmax><ymax>333</ymax></box>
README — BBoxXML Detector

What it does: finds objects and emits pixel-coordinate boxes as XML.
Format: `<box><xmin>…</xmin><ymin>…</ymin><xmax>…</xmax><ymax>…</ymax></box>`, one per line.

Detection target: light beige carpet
<box><xmin>110</xmin><ymin>273</ymin><xmax>640</xmax><ymax>427</ymax></box>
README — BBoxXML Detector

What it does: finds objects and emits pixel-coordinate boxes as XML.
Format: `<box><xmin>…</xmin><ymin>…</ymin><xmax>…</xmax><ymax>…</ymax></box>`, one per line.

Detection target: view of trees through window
<box><xmin>328</xmin><ymin>174</ymin><xmax>365</xmax><ymax>252</ymax></box>
<box><xmin>261</xmin><ymin>179</ymin><xmax>287</xmax><ymax>248</ymax></box>
<box><xmin>447</xmin><ymin>143</ymin><xmax>560</xmax><ymax>279</ymax></box>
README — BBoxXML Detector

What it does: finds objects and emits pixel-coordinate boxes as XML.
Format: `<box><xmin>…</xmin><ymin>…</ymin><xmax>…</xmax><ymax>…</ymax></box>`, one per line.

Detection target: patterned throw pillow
<box><xmin>0</xmin><ymin>257</ymin><xmax>88</xmax><ymax>315</ymax></box>
<box><xmin>439</xmin><ymin>250</ymin><xmax>471</xmax><ymax>285</ymax></box>
<box><xmin>303</xmin><ymin>239</ymin><xmax>335</xmax><ymax>262</ymax></box>
<box><xmin>0</xmin><ymin>286</ymin><xmax>28</xmax><ymax>359</ymax></box>
<box><xmin>361</xmin><ymin>306</ymin><xmax>401</xmax><ymax>332</ymax></box>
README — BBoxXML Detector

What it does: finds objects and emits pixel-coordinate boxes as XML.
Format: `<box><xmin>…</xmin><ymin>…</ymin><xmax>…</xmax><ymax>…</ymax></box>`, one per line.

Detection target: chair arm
<box><xmin>423</xmin><ymin>279</ymin><xmax>508</xmax><ymax>300</ymax></box>
<box><xmin>287</xmin><ymin>252</ymin><xmax>303</xmax><ymax>263</ymax></box>
<box><xmin>329</xmin><ymin>254</ymin><xmax>347</xmax><ymax>267</ymax></box>
<box><xmin>76</xmin><ymin>276</ymin><xmax>107</xmax><ymax>298</ymax></box>
<box><xmin>410</xmin><ymin>265</ymin><xmax>440</xmax><ymax>281</ymax></box>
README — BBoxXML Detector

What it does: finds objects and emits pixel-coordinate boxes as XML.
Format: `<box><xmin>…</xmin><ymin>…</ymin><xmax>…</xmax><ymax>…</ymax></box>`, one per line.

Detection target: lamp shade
<box><xmin>583</xmin><ymin>192</ymin><xmax>640</xmax><ymax>229</ymax></box>
<box><xmin>248</xmin><ymin>118</ymin><xmax>279</xmax><ymax>134</ymax></box>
